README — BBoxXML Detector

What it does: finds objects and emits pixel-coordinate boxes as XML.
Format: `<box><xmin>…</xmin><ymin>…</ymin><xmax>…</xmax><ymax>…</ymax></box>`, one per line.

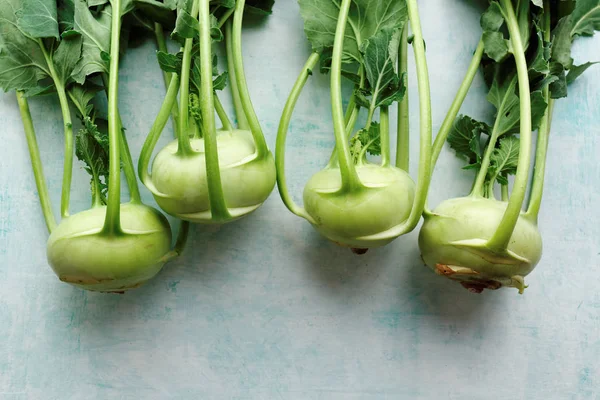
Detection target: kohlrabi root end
<box><xmin>47</xmin><ymin>204</ymin><xmax>172</xmax><ymax>293</ymax></box>
<box><xmin>418</xmin><ymin>197</ymin><xmax>542</xmax><ymax>294</ymax></box>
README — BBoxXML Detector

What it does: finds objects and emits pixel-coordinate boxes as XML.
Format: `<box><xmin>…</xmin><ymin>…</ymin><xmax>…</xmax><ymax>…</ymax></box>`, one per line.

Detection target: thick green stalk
<box><xmin>16</xmin><ymin>91</ymin><xmax>57</xmax><ymax>233</ymax></box>
<box><xmin>431</xmin><ymin>39</ymin><xmax>485</xmax><ymax>167</ymax></box>
<box><xmin>139</xmin><ymin>75</ymin><xmax>181</xmax><ymax>191</ymax></box>
<box><xmin>199</xmin><ymin>0</ymin><xmax>229</xmax><ymax>220</ymax></box>
<box><xmin>225</xmin><ymin>20</ymin><xmax>249</xmax><ymax>129</ymax></box>
<box><xmin>232</xmin><ymin>0</ymin><xmax>268</xmax><ymax>158</ymax></box>
<box><xmin>395</xmin><ymin>0</ymin><xmax>433</xmax><ymax>234</ymax></box>
<box><xmin>214</xmin><ymin>94</ymin><xmax>233</xmax><ymax>131</ymax></box>
<box><xmin>501</xmin><ymin>180</ymin><xmax>509</xmax><ymax>201</ymax></box>
<box><xmin>161</xmin><ymin>221</ymin><xmax>191</xmax><ymax>263</ymax></box>
<box><xmin>101</xmin><ymin>74</ymin><xmax>141</xmax><ymax>204</ymax></box>
<box><xmin>38</xmin><ymin>41</ymin><xmax>73</xmax><ymax>218</ymax></box>
<box><xmin>154</xmin><ymin>22</ymin><xmax>180</xmax><ymax>135</ymax></box>
<box><xmin>526</xmin><ymin>2</ymin><xmax>552</xmax><ymax>222</ymax></box>
<box><xmin>380</xmin><ymin>106</ymin><xmax>391</xmax><ymax>167</ymax></box>
<box><xmin>177</xmin><ymin>0</ymin><xmax>199</xmax><ymax>156</ymax></box>
<box><xmin>275</xmin><ymin>53</ymin><xmax>319</xmax><ymax>223</ymax></box>
<box><xmin>102</xmin><ymin>0</ymin><xmax>123</xmax><ymax>236</ymax></box>
<box><xmin>396</xmin><ymin>23</ymin><xmax>410</xmax><ymax>171</ymax></box>
<box><xmin>487</xmin><ymin>0</ymin><xmax>534</xmax><ymax>251</ymax></box>
<box><xmin>329</xmin><ymin>0</ymin><xmax>362</xmax><ymax>192</ymax></box>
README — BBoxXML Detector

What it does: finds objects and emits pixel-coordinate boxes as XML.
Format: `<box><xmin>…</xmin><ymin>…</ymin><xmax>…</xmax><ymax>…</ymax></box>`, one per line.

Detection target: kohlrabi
<box><xmin>276</xmin><ymin>0</ymin><xmax>433</xmax><ymax>253</ymax></box>
<box><xmin>1</xmin><ymin>0</ymin><xmax>187</xmax><ymax>292</ymax></box>
<box><xmin>139</xmin><ymin>0</ymin><xmax>276</xmax><ymax>224</ymax></box>
<box><xmin>419</xmin><ymin>0</ymin><xmax>599</xmax><ymax>293</ymax></box>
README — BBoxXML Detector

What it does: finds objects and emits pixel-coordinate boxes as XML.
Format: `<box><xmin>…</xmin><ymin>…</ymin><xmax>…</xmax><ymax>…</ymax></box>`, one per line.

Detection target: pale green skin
<box><xmin>151</xmin><ymin>129</ymin><xmax>276</xmax><ymax>223</ymax></box>
<box><xmin>419</xmin><ymin>197</ymin><xmax>543</xmax><ymax>291</ymax></box>
<box><xmin>303</xmin><ymin>164</ymin><xmax>416</xmax><ymax>249</ymax></box>
<box><xmin>47</xmin><ymin>203</ymin><xmax>172</xmax><ymax>293</ymax></box>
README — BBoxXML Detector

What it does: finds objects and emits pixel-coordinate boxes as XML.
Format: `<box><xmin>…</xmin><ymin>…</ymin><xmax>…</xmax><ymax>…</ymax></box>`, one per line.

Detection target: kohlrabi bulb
<box><xmin>303</xmin><ymin>164</ymin><xmax>416</xmax><ymax>250</ymax></box>
<box><xmin>47</xmin><ymin>203</ymin><xmax>172</xmax><ymax>293</ymax></box>
<box><xmin>418</xmin><ymin>196</ymin><xmax>543</xmax><ymax>293</ymax></box>
<box><xmin>151</xmin><ymin>129</ymin><xmax>276</xmax><ymax>223</ymax></box>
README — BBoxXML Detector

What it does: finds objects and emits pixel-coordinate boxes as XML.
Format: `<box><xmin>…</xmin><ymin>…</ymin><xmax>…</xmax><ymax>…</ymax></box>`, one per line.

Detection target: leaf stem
<box><xmin>430</xmin><ymin>39</ymin><xmax>484</xmax><ymax>168</ymax></box>
<box><xmin>395</xmin><ymin>0</ymin><xmax>433</xmax><ymax>235</ymax></box>
<box><xmin>232</xmin><ymin>0</ymin><xmax>268</xmax><ymax>158</ymax></box>
<box><xmin>275</xmin><ymin>53</ymin><xmax>319</xmax><ymax>223</ymax></box>
<box><xmin>102</xmin><ymin>0</ymin><xmax>124</xmax><ymax>236</ymax></box>
<box><xmin>177</xmin><ymin>0</ymin><xmax>199</xmax><ymax>157</ymax></box>
<box><xmin>154</xmin><ymin>22</ymin><xmax>180</xmax><ymax>135</ymax></box>
<box><xmin>330</xmin><ymin>0</ymin><xmax>362</xmax><ymax>192</ymax></box>
<box><xmin>487</xmin><ymin>0</ymin><xmax>534</xmax><ymax>252</ymax></box>
<box><xmin>396</xmin><ymin>23</ymin><xmax>410</xmax><ymax>171</ymax></box>
<box><xmin>38</xmin><ymin>41</ymin><xmax>74</xmax><ymax>218</ymax></box>
<box><xmin>214</xmin><ymin>94</ymin><xmax>233</xmax><ymax>131</ymax></box>
<box><xmin>139</xmin><ymin>75</ymin><xmax>181</xmax><ymax>193</ymax></box>
<box><xmin>16</xmin><ymin>91</ymin><xmax>57</xmax><ymax>233</ymax></box>
<box><xmin>199</xmin><ymin>0</ymin><xmax>230</xmax><ymax>220</ymax></box>
<box><xmin>525</xmin><ymin>2</ymin><xmax>552</xmax><ymax>222</ymax></box>
<box><xmin>101</xmin><ymin>73</ymin><xmax>141</xmax><ymax>204</ymax></box>
<box><xmin>380</xmin><ymin>106</ymin><xmax>391</xmax><ymax>167</ymax></box>
<box><xmin>225</xmin><ymin>20</ymin><xmax>249</xmax><ymax>129</ymax></box>
<box><xmin>501</xmin><ymin>180</ymin><xmax>509</xmax><ymax>201</ymax></box>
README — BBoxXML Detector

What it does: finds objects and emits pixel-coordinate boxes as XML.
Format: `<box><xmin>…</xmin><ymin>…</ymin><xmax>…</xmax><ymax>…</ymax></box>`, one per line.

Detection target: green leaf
<box><xmin>212</xmin><ymin>71</ymin><xmax>228</xmax><ymax>91</ymax></box>
<box><xmin>0</xmin><ymin>0</ymin><xmax>50</xmax><ymax>91</ymax></box>
<box><xmin>549</xmin><ymin>60</ymin><xmax>568</xmax><ymax>98</ymax></box>
<box><xmin>350</xmin><ymin>122</ymin><xmax>381</xmax><ymax>163</ymax></box>
<box><xmin>489</xmin><ymin>135</ymin><xmax>520</xmax><ymax>184</ymax></box>
<box><xmin>16</xmin><ymin>0</ymin><xmax>60</xmax><ymax>39</ymax></box>
<box><xmin>570</xmin><ymin>0</ymin><xmax>600</xmax><ymax>37</ymax></box>
<box><xmin>54</xmin><ymin>31</ymin><xmax>83</xmax><ymax>84</ymax></box>
<box><xmin>245</xmin><ymin>0</ymin><xmax>275</xmax><ymax>15</ymax></box>
<box><xmin>448</xmin><ymin>115</ymin><xmax>490</xmax><ymax>166</ymax></box>
<box><xmin>361</xmin><ymin>28</ymin><xmax>405</xmax><ymax>108</ymax></box>
<box><xmin>58</xmin><ymin>0</ymin><xmax>76</xmax><ymax>33</ymax></box>
<box><xmin>551</xmin><ymin>16</ymin><xmax>574</xmax><ymax>69</ymax></box>
<box><xmin>481</xmin><ymin>2</ymin><xmax>505</xmax><ymax>32</ymax></box>
<box><xmin>566</xmin><ymin>61</ymin><xmax>600</xmax><ymax>84</ymax></box>
<box><xmin>483</xmin><ymin>31</ymin><xmax>510</xmax><ymax>62</ymax></box>
<box><xmin>76</xmin><ymin>115</ymin><xmax>110</xmax><ymax>203</ymax></box>
<box><xmin>297</xmin><ymin>0</ymin><xmax>407</xmax><ymax>63</ymax></box>
<box><xmin>71</xmin><ymin>0</ymin><xmax>111</xmax><ymax>84</ymax></box>
<box><xmin>68</xmin><ymin>80</ymin><xmax>104</xmax><ymax>115</ymax></box>
<box><xmin>157</xmin><ymin>50</ymin><xmax>183</xmax><ymax>73</ymax></box>
<box><xmin>172</xmin><ymin>0</ymin><xmax>198</xmax><ymax>43</ymax></box>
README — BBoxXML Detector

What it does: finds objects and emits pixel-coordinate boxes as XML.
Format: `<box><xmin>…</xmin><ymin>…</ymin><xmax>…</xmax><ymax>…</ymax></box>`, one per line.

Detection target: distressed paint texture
<box><xmin>1</xmin><ymin>1</ymin><xmax>599</xmax><ymax>399</ymax></box>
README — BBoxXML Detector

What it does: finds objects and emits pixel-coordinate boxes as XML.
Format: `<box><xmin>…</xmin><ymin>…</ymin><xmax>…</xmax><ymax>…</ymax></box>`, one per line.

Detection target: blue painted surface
<box><xmin>1</xmin><ymin>2</ymin><xmax>600</xmax><ymax>399</ymax></box>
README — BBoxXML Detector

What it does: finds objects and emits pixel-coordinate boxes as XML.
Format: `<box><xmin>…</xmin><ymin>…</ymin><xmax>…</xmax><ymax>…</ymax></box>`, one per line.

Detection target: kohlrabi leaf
<box><xmin>566</xmin><ymin>61</ymin><xmax>600</xmax><ymax>83</ymax></box>
<box><xmin>488</xmin><ymin>135</ymin><xmax>520</xmax><ymax>185</ymax></box>
<box><xmin>71</xmin><ymin>0</ymin><xmax>111</xmax><ymax>84</ymax></box>
<box><xmin>68</xmin><ymin>80</ymin><xmax>104</xmax><ymax>116</ymax></box>
<box><xmin>297</xmin><ymin>0</ymin><xmax>407</xmax><ymax>63</ymax></box>
<box><xmin>245</xmin><ymin>0</ymin><xmax>274</xmax><ymax>15</ymax></box>
<box><xmin>172</xmin><ymin>0</ymin><xmax>197</xmax><ymax>43</ymax></box>
<box><xmin>448</xmin><ymin>115</ymin><xmax>490</xmax><ymax>168</ymax></box>
<box><xmin>481</xmin><ymin>2</ymin><xmax>510</xmax><ymax>62</ymax></box>
<box><xmin>486</xmin><ymin>68</ymin><xmax>547</xmax><ymax>135</ymax></box>
<box><xmin>76</xmin><ymin>115</ymin><xmax>110</xmax><ymax>203</ymax></box>
<box><xmin>570</xmin><ymin>0</ymin><xmax>600</xmax><ymax>37</ymax></box>
<box><xmin>350</xmin><ymin>122</ymin><xmax>381</xmax><ymax>163</ymax></box>
<box><xmin>54</xmin><ymin>31</ymin><xmax>83</xmax><ymax>84</ymax></box>
<box><xmin>157</xmin><ymin>51</ymin><xmax>183</xmax><ymax>73</ymax></box>
<box><xmin>16</xmin><ymin>0</ymin><xmax>60</xmax><ymax>39</ymax></box>
<box><xmin>0</xmin><ymin>0</ymin><xmax>51</xmax><ymax>91</ymax></box>
<box><xmin>360</xmin><ymin>28</ymin><xmax>405</xmax><ymax>108</ymax></box>
<box><xmin>58</xmin><ymin>0</ymin><xmax>76</xmax><ymax>32</ymax></box>
<box><xmin>551</xmin><ymin>16</ymin><xmax>574</xmax><ymax>68</ymax></box>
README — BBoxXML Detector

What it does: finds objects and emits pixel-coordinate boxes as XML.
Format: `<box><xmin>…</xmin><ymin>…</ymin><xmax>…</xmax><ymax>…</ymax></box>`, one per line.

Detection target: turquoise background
<box><xmin>1</xmin><ymin>1</ymin><xmax>599</xmax><ymax>399</ymax></box>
